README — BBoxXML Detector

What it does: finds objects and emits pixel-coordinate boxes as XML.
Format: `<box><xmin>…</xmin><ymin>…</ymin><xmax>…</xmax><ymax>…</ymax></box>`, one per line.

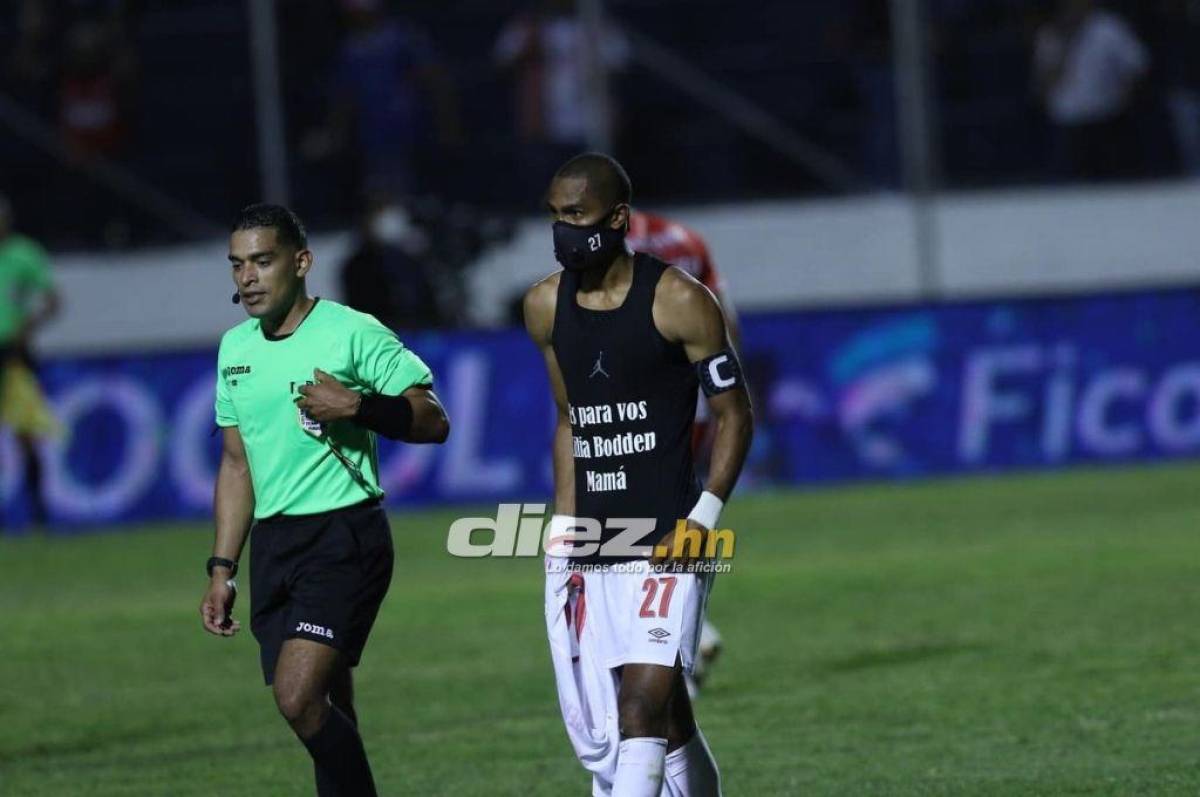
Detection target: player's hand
<box><xmin>651</xmin><ymin>519</ymin><xmax>709</xmax><ymax>568</ymax></box>
<box><xmin>200</xmin><ymin>578</ymin><xmax>241</xmax><ymax>637</ymax></box>
<box><xmin>296</xmin><ymin>369</ymin><xmax>359</xmax><ymax>422</ymax></box>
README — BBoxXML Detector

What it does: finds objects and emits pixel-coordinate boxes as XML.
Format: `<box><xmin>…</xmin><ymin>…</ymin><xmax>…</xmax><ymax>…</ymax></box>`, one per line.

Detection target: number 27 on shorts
<box><xmin>639</xmin><ymin>576</ymin><xmax>677</xmax><ymax>618</ymax></box>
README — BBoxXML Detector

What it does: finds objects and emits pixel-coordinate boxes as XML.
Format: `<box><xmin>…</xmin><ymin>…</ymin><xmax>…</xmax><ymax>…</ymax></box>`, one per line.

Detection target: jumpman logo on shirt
<box><xmin>589</xmin><ymin>351</ymin><xmax>610</xmax><ymax>379</ymax></box>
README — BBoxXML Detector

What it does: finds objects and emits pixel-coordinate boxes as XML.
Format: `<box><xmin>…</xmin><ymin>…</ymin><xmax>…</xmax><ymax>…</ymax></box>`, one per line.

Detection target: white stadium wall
<box><xmin>466</xmin><ymin>180</ymin><xmax>1200</xmax><ymax>324</ymax></box>
<box><xmin>37</xmin><ymin>180</ymin><xmax>1200</xmax><ymax>355</ymax></box>
<box><xmin>39</xmin><ymin>233</ymin><xmax>353</xmax><ymax>356</ymax></box>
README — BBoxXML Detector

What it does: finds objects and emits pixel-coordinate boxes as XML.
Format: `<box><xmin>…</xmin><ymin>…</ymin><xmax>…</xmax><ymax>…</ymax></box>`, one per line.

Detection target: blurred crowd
<box><xmin>935</xmin><ymin>0</ymin><xmax>1199</xmax><ymax>183</ymax></box>
<box><xmin>0</xmin><ymin>0</ymin><xmax>1198</xmax><ymax>255</ymax></box>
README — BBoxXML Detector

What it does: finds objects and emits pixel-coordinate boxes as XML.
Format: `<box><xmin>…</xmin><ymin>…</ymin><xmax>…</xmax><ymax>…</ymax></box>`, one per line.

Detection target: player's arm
<box><xmin>696</xmin><ymin>243</ymin><xmax>742</xmax><ymax>354</ymax></box>
<box><xmin>18</xmin><ymin>244</ymin><xmax>61</xmax><ymax>344</ymax></box>
<box><xmin>666</xmin><ymin>275</ymin><xmax>753</xmax><ymax>501</ymax></box>
<box><xmin>713</xmin><ymin>284</ymin><xmax>742</xmax><ymax>355</ymax></box>
<box><xmin>200</xmin><ymin>426</ymin><xmax>254</xmax><ymax>637</ymax></box>
<box><xmin>524</xmin><ymin>276</ymin><xmax>574</xmax><ymax>517</ymax></box>
<box><xmin>20</xmin><ymin>287</ymin><xmax>60</xmax><ymax>343</ymax></box>
<box><xmin>655</xmin><ymin>270</ymin><xmax>754</xmax><ymax>548</ymax></box>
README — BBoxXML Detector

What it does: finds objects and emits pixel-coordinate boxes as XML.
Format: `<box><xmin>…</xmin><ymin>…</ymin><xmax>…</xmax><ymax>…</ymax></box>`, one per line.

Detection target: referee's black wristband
<box><xmin>354</xmin><ymin>392</ymin><xmax>414</xmax><ymax>441</ymax></box>
<box><xmin>206</xmin><ymin>556</ymin><xmax>238</xmax><ymax>578</ymax></box>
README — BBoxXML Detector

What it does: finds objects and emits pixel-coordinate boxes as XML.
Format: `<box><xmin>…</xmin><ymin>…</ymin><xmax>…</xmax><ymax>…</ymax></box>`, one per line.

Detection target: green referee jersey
<box><xmin>0</xmin><ymin>234</ymin><xmax>54</xmax><ymax>344</ymax></box>
<box><xmin>214</xmin><ymin>299</ymin><xmax>432</xmax><ymax>519</ymax></box>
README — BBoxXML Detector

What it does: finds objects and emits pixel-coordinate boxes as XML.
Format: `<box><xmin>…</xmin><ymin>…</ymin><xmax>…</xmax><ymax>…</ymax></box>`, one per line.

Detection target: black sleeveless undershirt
<box><xmin>551</xmin><ymin>254</ymin><xmax>701</xmax><ymax>562</ymax></box>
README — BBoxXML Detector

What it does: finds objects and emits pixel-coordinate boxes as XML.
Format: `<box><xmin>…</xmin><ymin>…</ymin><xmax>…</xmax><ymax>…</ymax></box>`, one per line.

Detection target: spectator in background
<box><xmin>57</xmin><ymin>4</ymin><xmax>139</xmax><ymax>247</ymax></box>
<box><xmin>303</xmin><ymin>0</ymin><xmax>460</xmax><ymax>199</ymax></box>
<box><xmin>340</xmin><ymin>196</ymin><xmax>449</xmax><ymax>330</ymax></box>
<box><xmin>0</xmin><ymin>194</ymin><xmax>61</xmax><ymax>528</ymax></box>
<box><xmin>494</xmin><ymin>0</ymin><xmax>630</xmax><ymax>202</ymax></box>
<box><xmin>1034</xmin><ymin>0</ymin><xmax>1149</xmax><ymax>180</ymax></box>
<box><xmin>1158</xmin><ymin>0</ymin><xmax>1200</xmax><ymax>175</ymax></box>
<box><xmin>59</xmin><ymin>17</ymin><xmax>136</xmax><ymax>161</ymax></box>
<box><xmin>842</xmin><ymin>0</ymin><xmax>900</xmax><ymax>188</ymax></box>
<box><xmin>5</xmin><ymin>1</ymin><xmax>57</xmax><ymax>115</ymax></box>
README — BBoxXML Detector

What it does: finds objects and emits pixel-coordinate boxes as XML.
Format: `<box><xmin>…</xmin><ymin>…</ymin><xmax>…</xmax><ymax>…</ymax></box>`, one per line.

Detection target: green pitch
<box><xmin>2</xmin><ymin>463</ymin><xmax>1198</xmax><ymax>795</ymax></box>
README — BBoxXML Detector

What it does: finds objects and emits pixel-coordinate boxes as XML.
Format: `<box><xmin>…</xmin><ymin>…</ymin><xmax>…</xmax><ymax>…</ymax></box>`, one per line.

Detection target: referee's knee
<box><xmin>273</xmin><ymin>682</ymin><xmax>327</xmax><ymax>737</ymax></box>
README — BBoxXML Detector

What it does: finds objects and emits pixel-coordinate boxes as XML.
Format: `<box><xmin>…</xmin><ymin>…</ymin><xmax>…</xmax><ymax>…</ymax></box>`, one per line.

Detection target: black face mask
<box><xmin>552</xmin><ymin>207</ymin><xmax>627</xmax><ymax>273</ymax></box>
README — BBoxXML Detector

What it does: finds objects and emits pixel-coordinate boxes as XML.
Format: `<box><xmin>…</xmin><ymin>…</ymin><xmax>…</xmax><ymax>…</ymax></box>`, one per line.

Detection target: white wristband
<box><xmin>544</xmin><ymin>514</ymin><xmax>579</xmax><ymax>558</ymax></box>
<box><xmin>686</xmin><ymin>491</ymin><xmax>724</xmax><ymax>531</ymax></box>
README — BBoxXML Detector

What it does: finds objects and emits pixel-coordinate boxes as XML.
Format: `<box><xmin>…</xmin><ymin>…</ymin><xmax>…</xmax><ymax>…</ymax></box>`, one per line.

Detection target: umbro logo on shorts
<box><xmin>296</xmin><ymin>621</ymin><xmax>334</xmax><ymax>639</ymax></box>
<box><xmin>648</xmin><ymin>627</ymin><xmax>671</xmax><ymax>639</ymax></box>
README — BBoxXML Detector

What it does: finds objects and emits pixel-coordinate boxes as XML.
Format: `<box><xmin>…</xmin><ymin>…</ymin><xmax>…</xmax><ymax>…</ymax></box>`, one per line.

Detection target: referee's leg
<box><xmin>330</xmin><ymin>661</ymin><xmax>356</xmax><ymax>725</ymax></box>
<box><xmin>273</xmin><ymin>638</ymin><xmax>377</xmax><ymax>796</ymax></box>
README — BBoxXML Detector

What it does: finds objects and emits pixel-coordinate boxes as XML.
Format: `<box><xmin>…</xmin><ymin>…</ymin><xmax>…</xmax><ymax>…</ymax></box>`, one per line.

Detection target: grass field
<box><xmin>2</xmin><ymin>463</ymin><xmax>1199</xmax><ymax>795</ymax></box>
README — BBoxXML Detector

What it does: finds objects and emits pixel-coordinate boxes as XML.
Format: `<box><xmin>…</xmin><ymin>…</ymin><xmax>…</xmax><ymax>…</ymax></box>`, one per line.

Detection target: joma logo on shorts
<box><xmin>296</xmin><ymin>622</ymin><xmax>334</xmax><ymax>639</ymax></box>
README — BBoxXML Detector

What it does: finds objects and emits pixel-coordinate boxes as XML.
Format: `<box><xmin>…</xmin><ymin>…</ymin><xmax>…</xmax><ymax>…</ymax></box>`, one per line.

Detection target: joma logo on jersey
<box><xmin>445</xmin><ymin>504</ymin><xmax>736</xmax><ymax>560</ymax></box>
<box><xmin>295</xmin><ymin>622</ymin><xmax>334</xmax><ymax>639</ymax></box>
<box><xmin>222</xmin><ymin>365</ymin><xmax>252</xmax><ymax>378</ymax></box>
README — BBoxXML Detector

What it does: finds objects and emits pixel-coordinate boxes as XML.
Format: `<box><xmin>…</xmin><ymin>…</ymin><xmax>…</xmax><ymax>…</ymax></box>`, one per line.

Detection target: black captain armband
<box><xmin>696</xmin><ymin>348</ymin><xmax>744</xmax><ymax>397</ymax></box>
<box><xmin>353</xmin><ymin>392</ymin><xmax>415</xmax><ymax>441</ymax></box>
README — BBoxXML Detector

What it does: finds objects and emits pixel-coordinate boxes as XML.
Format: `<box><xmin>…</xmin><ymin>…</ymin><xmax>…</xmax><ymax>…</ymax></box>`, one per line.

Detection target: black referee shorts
<box><xmin>249</xmin><ymin>498</ymin><xmax>394</xmax><ymax>685</ymax></box>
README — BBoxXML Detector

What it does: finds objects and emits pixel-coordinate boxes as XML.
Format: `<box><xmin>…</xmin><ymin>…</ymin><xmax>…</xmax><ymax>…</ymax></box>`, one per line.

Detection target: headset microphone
<box><xmin>232</xmin><ymin>292</ymin><xmax>241</xmax><ymax>304</ymax></box>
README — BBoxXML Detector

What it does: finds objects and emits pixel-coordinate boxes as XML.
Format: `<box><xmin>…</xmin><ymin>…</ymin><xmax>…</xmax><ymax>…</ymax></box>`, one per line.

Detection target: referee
<box><xmin>199</xmin><ymin>204</ymin><xmax>449</xmax><ymax>796</ymax></box>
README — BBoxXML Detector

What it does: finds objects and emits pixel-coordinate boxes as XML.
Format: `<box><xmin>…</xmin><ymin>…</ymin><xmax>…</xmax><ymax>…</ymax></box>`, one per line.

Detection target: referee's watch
<box><xmin>206</xmin><ymin>556</ymin><xmax>239</xmax><ymax>578</ymax></box>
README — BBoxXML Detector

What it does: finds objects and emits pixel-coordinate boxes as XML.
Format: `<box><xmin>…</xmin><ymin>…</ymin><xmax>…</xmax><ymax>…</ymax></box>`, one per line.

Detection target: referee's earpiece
<box><xmin>232</xmin><ymin>291</ymin><xmax>241</xmax><ymax>304</ymax></box>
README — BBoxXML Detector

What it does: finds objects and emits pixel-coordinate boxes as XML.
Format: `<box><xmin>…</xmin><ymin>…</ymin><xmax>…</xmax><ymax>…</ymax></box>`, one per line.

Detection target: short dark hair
<box><xmin>553</xmin><ymin>152</ymin><xmax>633</xmax><ymax>208</ymax></box>
<box><xmin>231</xmin><ymin>203</ymin><xmax>307</xmax><ymax>250</ymax></box>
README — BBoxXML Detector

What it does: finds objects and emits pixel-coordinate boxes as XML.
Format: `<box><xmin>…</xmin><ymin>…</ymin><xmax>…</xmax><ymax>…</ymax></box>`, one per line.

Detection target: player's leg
<box><xmin>14</xmin><ymin>347</ymin><xmax>50</xmax><ymax>528</ymax></box>
<box><xmin>697</xmin><ymin>620</ymin><xmax>722</xmax><ymax>672</ymax></box>
<box><xmin>18</xmin><ymin>434</ymin><xmax>47</xmax><ymax>527</ymax></box>
<box><xmin>273</xmin><ymin>638</ymin><xmax>377</xmax><ymax>797</ymax></box>
<box><xmin>615</xmin><ymin>661</ymin><xmax>676</xmax><ymax>796</ymax></box>
<box><xmin>686</xmin><ymin>619</ymin><xmax>724</xmax><ymax>697</ymax></box>
<box><xmin>665</xmin><ymin>667</ymin><xmax>695</xmax><ymax>749</ymax></box>
<box><xmin>617</xmin><ymin>565</ymin><xmax>719</xmax><ymax>796</ymax></box>
<box><xmin>689</xmin><ymin>410</ymin><xmax>727</xmax><ymax>699</ymax></box>
<box><xmin>662</xmin><ymin>667</ymin><xmax>721</xmax><ymax>796</ymax></box>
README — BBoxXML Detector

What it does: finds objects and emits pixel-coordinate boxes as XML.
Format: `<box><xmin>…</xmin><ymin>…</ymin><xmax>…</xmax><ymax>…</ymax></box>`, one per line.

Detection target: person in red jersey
<box><xmin>626</xmin><ymin>211</ymin><xmax>740</xmax><ymax>351</ymax></box>
<box><xmin>626</xmin><ymin>210</ymin><xmax>741</xmax><ymax>697</ymax></box>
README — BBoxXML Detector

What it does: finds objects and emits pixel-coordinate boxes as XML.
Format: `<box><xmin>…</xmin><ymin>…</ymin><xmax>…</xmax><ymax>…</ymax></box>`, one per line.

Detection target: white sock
<box><xmin>613</xmin><ymin>737</ymin><xmax>667</xmax><ymax>796</ymax></box>
<box><xmin>660</xmin><ymin>728</ymin><xmax>721</xmax><ymax>797</ymax></box>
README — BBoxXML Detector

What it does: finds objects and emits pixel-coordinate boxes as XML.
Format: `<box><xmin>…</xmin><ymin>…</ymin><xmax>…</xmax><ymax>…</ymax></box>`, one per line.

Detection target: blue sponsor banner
<box><xmin>4</xmin><ymin>287</ymin><xmax>1200</xmax><ymax>529</ymax></box>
